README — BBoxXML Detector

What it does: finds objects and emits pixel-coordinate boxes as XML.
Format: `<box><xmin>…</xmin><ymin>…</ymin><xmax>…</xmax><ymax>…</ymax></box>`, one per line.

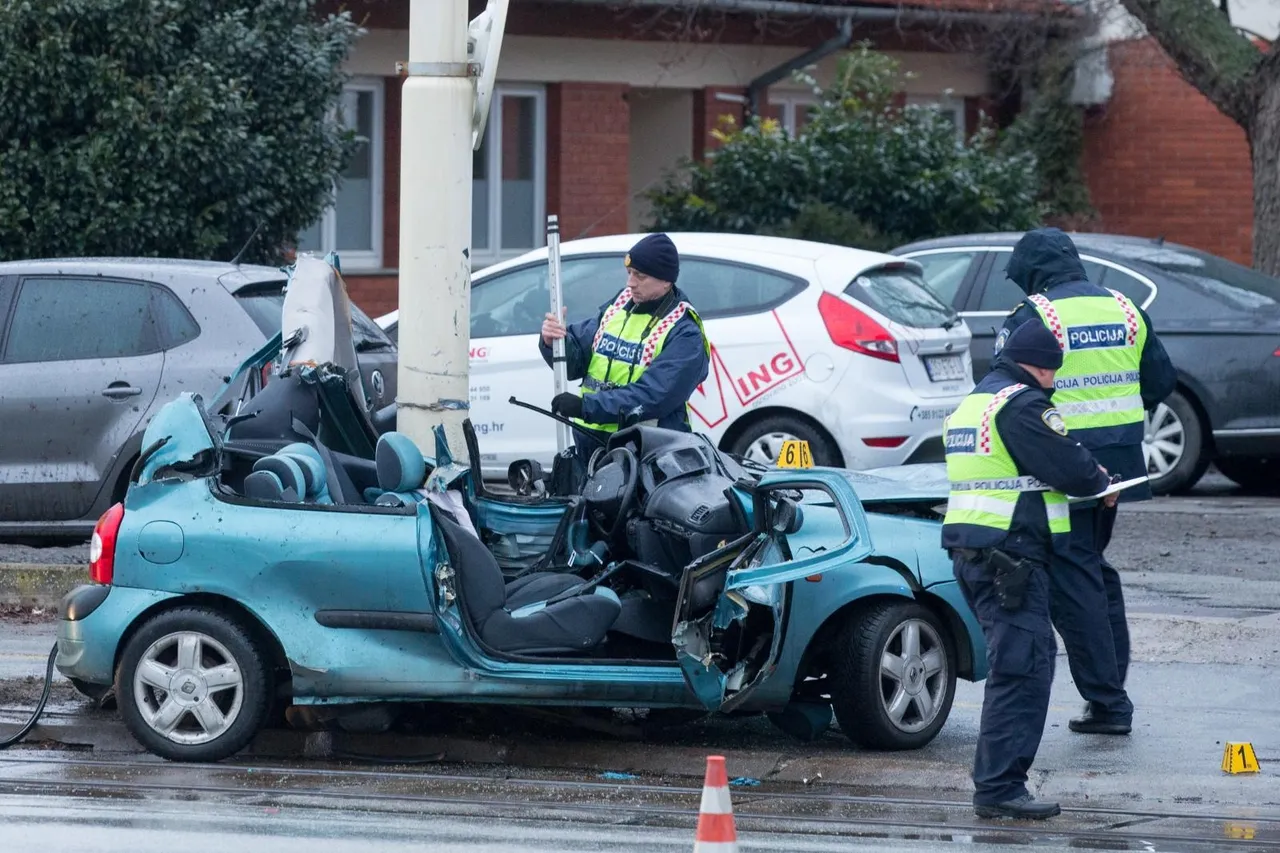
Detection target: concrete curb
<box><xmin>0</xmin><ymin>563</ymin><xmax>84</xmax><ymax>609</ymax></box>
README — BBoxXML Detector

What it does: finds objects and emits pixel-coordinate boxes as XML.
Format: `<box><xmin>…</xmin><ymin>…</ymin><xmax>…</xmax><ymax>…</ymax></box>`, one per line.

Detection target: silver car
<box><xmin>0</xmin><ymin>258</ymin><xmax>396</xmax><ymax>537</ymax></box>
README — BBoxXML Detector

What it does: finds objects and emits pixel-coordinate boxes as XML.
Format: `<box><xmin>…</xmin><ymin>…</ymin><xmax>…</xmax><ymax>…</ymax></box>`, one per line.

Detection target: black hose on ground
<box><xmin>0</xmin><ymin>643</ymin><xmax>58</xmax><ymax>750</ymax></box>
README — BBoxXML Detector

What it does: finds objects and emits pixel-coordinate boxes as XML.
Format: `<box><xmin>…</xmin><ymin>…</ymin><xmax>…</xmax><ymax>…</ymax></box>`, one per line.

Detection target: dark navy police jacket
<box><xmin>942</xmin><ymin>359</ymin><xmax>1112</xmax><ymax>562</ymax></box>
<box><xmin>538</xmin><ymin>286</ymin><xmax>710</xmax><ymax>432</ymax></box>
<box><xmin>997</xmin><ymin>230</ymin><xmax>1176</xmax><ymax>501</ymax></box>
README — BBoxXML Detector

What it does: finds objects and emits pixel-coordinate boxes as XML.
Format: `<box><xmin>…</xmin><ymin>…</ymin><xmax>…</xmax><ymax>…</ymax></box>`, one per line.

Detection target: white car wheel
<box><xmin>133</xmin><ymin>631</ymin><xmax>245</xmax><ymax>745</ymax></box>
<box><xmin>1141</xmin><ymin>391</ymin><xmax>1206</xmax><ymax>494</ymax></box>
<box><xmin>744</xmin><ymin>431</ymin><xmax>798</xmax><ymax>466</ymax></box>
<box><xmin>876</xmin><ymin>618</ymin><xmax>950</xmax><ymax>735</ymax></box>
<box><xmin>831</xmin><ymin>601</ymin><xmax>956</xmax><ymax>750</ymax></box>
<box><xmin>1143</xmin><ymin>402</ymin><xmax>1185</xmax><ymax>477</ymax></box>
<box><xmin>117</xmin><ymin>608</ymin><xmax>270</xmax><ymax>762</ymax></box>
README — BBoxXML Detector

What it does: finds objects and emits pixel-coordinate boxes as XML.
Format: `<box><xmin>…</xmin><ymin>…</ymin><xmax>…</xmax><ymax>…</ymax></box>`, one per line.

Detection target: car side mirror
<box><xmin>508</xmin><ymin>459</ymin><xmax>547</xmax><ymax>497</ymax></box>
<box><xmin>771</xmin><ymin>496</ymin><xmax>803</xmax><ymax>535</ymax></box>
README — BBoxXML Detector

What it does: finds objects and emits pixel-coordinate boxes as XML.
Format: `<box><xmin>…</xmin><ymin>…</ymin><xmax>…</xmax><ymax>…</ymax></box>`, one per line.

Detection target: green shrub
<box><xmin>0</xmin><ymin>0</ymin><xmax>361</xmax><ymax>264</ymax></box>
<box><xmin>647</xmin><ymin>44</ymin><xmax>1042</xmax><ymax>249</ymax></box>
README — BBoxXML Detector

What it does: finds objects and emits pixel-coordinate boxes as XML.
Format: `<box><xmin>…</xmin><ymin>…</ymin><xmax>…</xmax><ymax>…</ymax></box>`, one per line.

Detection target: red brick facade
<box><xmin>546</xmin><ymin>83</ymin><xmax>631</xmax><ymax>240</ymax></box>
<box><xmin>1081</xmin><ymin>38</ymin><xmax>1254</xmax><ymax>265</ymax></box>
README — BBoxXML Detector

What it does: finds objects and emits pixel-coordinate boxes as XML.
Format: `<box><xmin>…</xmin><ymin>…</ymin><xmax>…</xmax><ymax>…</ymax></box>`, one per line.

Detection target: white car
<box><xmin>377</xmin><ymin>233</ymin><xmax>973</xmax><ymax>479</ymax></box>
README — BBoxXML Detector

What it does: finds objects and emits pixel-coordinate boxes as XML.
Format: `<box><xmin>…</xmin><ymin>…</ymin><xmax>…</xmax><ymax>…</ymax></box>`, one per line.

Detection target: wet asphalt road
<box><xmin>1</xmin><ymin>470</ymin><xmax>1278</xmax><ymax>850</ymax></box>
<box><xmin>0</xmin><ymin>792</ymin><xmax>1179</xmax><ymax>853</ymax></box>
<box><xmin>1</xmin><ymin>753</ymin><xmax>1275</xmax><ymax>853</ymax></box>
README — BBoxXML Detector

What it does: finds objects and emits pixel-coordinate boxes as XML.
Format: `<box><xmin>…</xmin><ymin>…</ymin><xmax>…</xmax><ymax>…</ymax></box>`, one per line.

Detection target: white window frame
<box><xmin>300</xmin><ymin>78</ymin><xmax>385</xmax><ymax>271</ymax></box>
<box><xmin>472</xmin><ymin>83</ymin><xmax>547</xmax><ymax>269</ymax></box>
<box><xmin>768</xmin><ymin>91</ymin><xmax>817</xmax><ymax>137</ymax></box>
<box><xmin>906</xmin><ymin>93</ymin><xmax>967</xmax><ymax>144</ymax></box>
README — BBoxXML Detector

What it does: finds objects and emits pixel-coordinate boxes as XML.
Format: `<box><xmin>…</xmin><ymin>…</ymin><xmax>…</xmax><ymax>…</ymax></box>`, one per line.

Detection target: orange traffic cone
<box><xmin>694</xmin><ymin>755</ymin><xmax>738</xmax><ymax>852</ymax></box>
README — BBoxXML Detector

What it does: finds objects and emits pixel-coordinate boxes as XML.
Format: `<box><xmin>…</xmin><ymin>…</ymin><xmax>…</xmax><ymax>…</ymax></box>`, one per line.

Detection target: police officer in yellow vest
<box><xmin>997</xmin><ymin>228</ymin><xmax>1175</xmax><ymax>736</ymax></box>
<box><xmin>539</xmin><ymin>233</ymin><xmax>710</xmax><ymax>450</ymax></box>
<box><xmin>944</xmin><ymin>320</ymin><xmax>1114</xmax><ymax>820</ymax></box>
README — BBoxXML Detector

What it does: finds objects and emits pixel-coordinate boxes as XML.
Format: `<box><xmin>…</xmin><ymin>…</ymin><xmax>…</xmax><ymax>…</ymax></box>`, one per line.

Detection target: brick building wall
<box><xmin>547</xmin><ymin>83</ymin><xmax>632</xmax><ymax>240</ymax></box>
<box><xmin>1081</xmin><ymin>38</ymin><xmax>1254</xmax><ymax>265</ymax></box>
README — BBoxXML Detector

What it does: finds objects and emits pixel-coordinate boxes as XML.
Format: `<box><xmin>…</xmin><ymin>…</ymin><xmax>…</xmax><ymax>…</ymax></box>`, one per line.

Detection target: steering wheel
<box><xmin>584</xmin><ymin>446</ymin><xmax>639</xmax><ymax>549</ymax></box>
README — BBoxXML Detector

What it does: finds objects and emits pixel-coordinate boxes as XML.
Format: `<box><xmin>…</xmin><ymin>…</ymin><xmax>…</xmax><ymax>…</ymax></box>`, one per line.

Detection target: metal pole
<box><xmin>546</xmin><ymin>215</ymin><xmax>573</xmax><ymax>453</ymax></box>
<box><xmin>397</xmin><ymin>0</ymin><xmax>473</xmax><ymax>461</ymax></box>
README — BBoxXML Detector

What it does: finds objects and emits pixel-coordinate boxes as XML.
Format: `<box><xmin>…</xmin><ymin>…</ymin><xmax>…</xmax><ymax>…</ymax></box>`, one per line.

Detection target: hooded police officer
<box><xmin>997</xmin><ymin>228</ymin><xmax>1175</xmax><ymax>736</ymax></box>
<box><xmin>538</xmin><ymin>233</ymin><xmax>710</xmax><ymax>450</ymax></box>
<box><xmin>944</xmin><ymin>320</ymin><xmax>1114</xmax><ymax>820</ymax></box>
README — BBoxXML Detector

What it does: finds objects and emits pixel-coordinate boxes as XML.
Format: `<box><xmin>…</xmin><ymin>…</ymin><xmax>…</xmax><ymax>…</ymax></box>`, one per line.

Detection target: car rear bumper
<box><xmin>56</xmin><ymin>585</ymin><xmax>179</xmax><ymax>686</ymax></box>
<box><xmin>820</xmin><ymin>369</ymin><xmax>965</xmax><ymax>469</ymax></box>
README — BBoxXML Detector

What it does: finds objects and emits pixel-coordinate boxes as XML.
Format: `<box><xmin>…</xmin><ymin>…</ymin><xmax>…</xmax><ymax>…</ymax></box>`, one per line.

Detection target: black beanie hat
<box><xmin>1001</xmin><ymin>320</ymin><xmax>1064</xmax><ymax>370</ymax></box>
<box><xmin>625</xmin><ymin>233</ymin><xmax>680</xmax><ymax>284</ymax></box>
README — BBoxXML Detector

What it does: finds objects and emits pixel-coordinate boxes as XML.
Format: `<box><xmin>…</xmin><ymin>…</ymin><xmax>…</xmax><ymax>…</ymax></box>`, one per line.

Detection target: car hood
<box><xmin>839</xmin><ymin>464</ymin><xmax>950</xmax><ymax>503</ymax></box>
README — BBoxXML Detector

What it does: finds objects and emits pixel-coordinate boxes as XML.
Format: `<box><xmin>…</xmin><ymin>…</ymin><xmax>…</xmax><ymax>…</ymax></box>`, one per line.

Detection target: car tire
<box><xmin>727</xmin><ymin>415</ymin><xmax>841</xmax><ymax>468</ymax></box>
<box><xmin>1215</xmin><ymin>457</ymin><xmax>1280</xmax><ymax>494</ymax></box>
<box><xmin>830</xmin><ymin>601</ymin><xmax>956</xmax><ymax>751</ymax></box>
<box><xmin>116</xmin><ymin>607</ymin><xmax>270</xmax><ymax>763</ymax></box>
<box><xmin>1144</xmin><ymin>391</ymin><xmax>1208</xmax><ymax>495</ymax></box>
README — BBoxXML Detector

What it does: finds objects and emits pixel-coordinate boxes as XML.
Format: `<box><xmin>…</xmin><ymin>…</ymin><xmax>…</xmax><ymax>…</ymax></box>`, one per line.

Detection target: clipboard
<box><xmin>1067</xmin><ymin>475</ymin><xmax>1149</xmax><ymax>503</ymax></box>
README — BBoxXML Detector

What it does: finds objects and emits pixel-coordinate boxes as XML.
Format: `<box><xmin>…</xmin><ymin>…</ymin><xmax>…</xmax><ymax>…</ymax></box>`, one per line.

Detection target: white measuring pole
<box><xmin>547</xmin><ymin>215</ymin><xmax>573</xmax><ymax>453</ymax></box>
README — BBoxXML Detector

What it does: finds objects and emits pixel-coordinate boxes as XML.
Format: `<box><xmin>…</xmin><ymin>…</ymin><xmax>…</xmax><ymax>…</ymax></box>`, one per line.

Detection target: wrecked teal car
<box><xmin>54</xmin><ymin>255</ymin><xmax>985</xmax><ymax>763</ymax></box>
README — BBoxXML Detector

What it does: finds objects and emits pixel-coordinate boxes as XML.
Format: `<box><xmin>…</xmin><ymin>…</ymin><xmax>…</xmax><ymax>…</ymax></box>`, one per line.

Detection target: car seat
<box><xmin>431</xmin><ymin>506</ymin><xmax>621</xmax><ymax>655</ymax></box>
<box><xmin>242</xmin><ymin>444</ymin><xmax>336</xmax><ymax>504</ymax></box>
<box><xmin>366</xmin><ymin>432</ymin><xmax>428</xmax><ymax>506</ymax></box>
<box><xmin>277</xmin><ymin>443</ymin><xmax>334</xmax><ymax>504</ymax></box>
<box><xmin>243</xmin><ymin>454</ymin><xmax>307</xmax><ymax>503</ymax></box>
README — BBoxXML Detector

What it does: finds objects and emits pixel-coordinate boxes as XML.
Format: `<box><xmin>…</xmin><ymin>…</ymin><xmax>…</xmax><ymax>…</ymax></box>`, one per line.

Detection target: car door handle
<box><xmin>102</xmin><ymin>382</ymin><xmax>143</xmax><ymax>399</ymax></box>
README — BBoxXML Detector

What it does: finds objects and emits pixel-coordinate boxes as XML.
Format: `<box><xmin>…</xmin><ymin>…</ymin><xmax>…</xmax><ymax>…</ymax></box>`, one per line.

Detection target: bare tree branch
<box><xmin>1116</xmin><ymin>0</ymin><xmax>1261</xmax><ymax>127</ymax></box>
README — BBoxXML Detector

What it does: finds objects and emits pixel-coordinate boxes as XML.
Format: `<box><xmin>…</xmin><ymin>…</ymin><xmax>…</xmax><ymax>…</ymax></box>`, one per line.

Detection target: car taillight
<box><xmin>817</xmin><ymin>292</ymin><xmax>899</xmax><ymax>363</ymax></box>
<box><xmin>863</xmin><ymin>437</ymin><xmax>908</xmax><ymax>448</ymax></box>
<box><xmin>89</xmin><ymin>503</ymin><xmax>124</xmax><ymax>585</ymax></box>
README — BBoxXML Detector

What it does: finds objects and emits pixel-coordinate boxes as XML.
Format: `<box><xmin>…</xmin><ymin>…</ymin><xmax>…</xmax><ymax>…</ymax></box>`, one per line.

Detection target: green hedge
<box><xmin>0</xmin><ymin>0</ymin><xmax>361</xmax><ymax>264</ymax></box>
<box><xmin>647</xmin><ymin>45</ymin><xmax>1043</xmax><ymax>251</ymax></box>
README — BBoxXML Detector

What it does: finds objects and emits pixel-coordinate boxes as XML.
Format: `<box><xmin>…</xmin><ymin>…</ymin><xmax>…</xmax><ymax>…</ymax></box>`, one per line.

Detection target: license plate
<box><xmin>923</xmin><ymin>354</ymin><xmax>966</xmax><ymax>382</ymax></box>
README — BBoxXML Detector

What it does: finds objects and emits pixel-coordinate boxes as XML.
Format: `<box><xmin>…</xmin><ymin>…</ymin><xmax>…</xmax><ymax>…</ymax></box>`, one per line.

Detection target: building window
<box><xmin>767</xmin><ymin>92</ymin><xmax>816</xmax><ymax>137</ymax></box>
<box><xmin>905</xmin><ymin>93</ymin><xmax>966</xmax><ymax>144</ymax></box>
<box><xmin>297</xmin><ymin>79</ymin><xmax>385</xmax><ymax>270</ymax></box>
<box><xmin>473</xmin><ymin>84</ymin><xmax>547</xmax><ymax>268</ymax></box>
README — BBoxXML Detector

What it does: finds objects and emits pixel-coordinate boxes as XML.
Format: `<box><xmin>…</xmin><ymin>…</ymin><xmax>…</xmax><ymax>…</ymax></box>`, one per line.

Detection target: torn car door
<box><xmin>672</xmin><ymin>471</ymin><xmax>873</xmax><ymax>711</ymax></box>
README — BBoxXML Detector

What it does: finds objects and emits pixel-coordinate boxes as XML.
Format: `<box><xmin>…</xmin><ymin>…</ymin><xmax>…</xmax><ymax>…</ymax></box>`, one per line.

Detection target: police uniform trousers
<box><xmin>954</xmin><ymin>552</ymin><xmax>1056</xmax><ymax>806</ymax></box>
<box><xmin>1049</xmin><ymin>502</ymin><xmax>1133</xmax><ymax>720</ymax></box>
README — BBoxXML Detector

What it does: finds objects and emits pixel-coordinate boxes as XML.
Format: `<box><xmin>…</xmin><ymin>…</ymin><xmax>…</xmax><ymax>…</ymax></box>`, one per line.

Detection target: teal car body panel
<box><xmin>57</xmin><ymin>390</ymin><xmax>985</xmax><ymax>721</ymax></box>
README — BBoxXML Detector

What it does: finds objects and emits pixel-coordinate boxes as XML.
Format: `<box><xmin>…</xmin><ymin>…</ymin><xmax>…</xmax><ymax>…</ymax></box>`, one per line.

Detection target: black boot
<box><xmin>1069</xmin><ymin>702</ymin><xmax>1132</xmax><ymax>735</ymax></box>
<box><xmin>974</xmin><ymin>794</ymin><xmax>1061</xmax><ymax>820</ymax></box>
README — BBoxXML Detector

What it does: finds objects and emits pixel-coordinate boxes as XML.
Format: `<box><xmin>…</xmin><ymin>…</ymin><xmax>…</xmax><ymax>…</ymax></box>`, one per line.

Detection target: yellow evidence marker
<box><xmin>1221</xmin><ymin>742</ymin><xmax>1261</xmax><ymax>775</ymax></box>
<box><xmin>776</xmin><ymin>440</ymin><xmax>813</xmax><ymax>469</ymax></box>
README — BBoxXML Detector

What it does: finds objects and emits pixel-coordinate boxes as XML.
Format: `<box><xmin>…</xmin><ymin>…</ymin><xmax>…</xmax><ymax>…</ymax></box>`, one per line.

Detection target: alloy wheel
<box><xmin>1144</xmin><ymin>402</ymin><xmax>1186</xmax><ymax>477</ymax></box>
<box><xmin>132</xmin><ymin>631</ymin><xmax>245</xmax><ymax>745</ymax></box>
<box><xmin>745</xmin><ymin>431</ymin><xmax>799</xmax><ymax>466</ymax></box>
<box><xmin>878</xmin><ymin>618</ymin><xmax>949</xmax><ymax>734</ymax></box>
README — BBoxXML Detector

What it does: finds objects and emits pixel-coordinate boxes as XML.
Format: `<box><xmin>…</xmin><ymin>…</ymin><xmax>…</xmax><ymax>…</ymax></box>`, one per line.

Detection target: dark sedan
<box><xmin>893</xmin><ymin>233</ymin><xmax>1280</xmax><ymax>494</ymax></box>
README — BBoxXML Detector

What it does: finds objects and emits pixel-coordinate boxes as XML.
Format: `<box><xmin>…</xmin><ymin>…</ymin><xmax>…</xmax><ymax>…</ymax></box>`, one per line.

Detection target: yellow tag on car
<box><xmin>777</xmin><ymin>440</ymin><xmax>813</xmax><ymax>469</ymax></box>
